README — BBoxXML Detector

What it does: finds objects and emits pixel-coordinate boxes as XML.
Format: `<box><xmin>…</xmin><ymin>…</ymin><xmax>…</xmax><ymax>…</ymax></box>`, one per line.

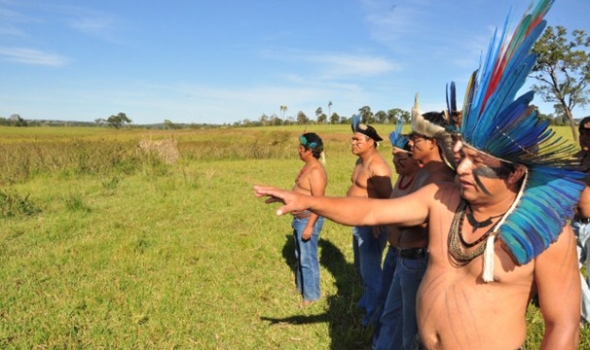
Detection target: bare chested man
<box><xmin>348</xmin><ymin>116</ymin><xmax>393</xmax><ymax>327</ymax></box>
<box><xmin>290</xmin><ymin>133</ymin><xmax>327</xmax><ymax>306</ymax></box>
<box><xmin>257</xmin><ymin>2</ymin><xmax>583</xmax><ymax>347</ymax></box>
<box><xmin>376</xmin><ymin>110</ymin><xmax>456</xmax><ymax>350</ymax></box>
<box><xmin>571</xmin><ymin>116</ymin><xmax>590</xmax><ymax>324</ymax></box>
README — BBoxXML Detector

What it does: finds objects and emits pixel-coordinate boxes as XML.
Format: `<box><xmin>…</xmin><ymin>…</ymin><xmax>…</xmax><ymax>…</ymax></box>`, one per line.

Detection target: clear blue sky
<box><xmin>1</xmin><ymin>0</ymin><xmax>589</xmax><ymax>125</ymax></box>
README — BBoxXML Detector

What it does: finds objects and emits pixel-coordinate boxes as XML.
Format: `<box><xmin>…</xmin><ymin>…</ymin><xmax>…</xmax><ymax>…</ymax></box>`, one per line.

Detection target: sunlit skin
<box><xmin>346</xmin><ymin>132</ymin><xmax>392</xmax><ymax>200</ymax></box>
<box><xmin>408</xmin><ymin>134</ymin><xmax>434</xmax><ymax>167</ymax></box>
<box><xmin>254</xmin><ymin>140</ymin><xmax>581</xmax><ymax>349</ymax></box>
<box><xmin>292</xmin><ymin>144</ymin><xmax>327</xmax><ymax>240</ymax></box>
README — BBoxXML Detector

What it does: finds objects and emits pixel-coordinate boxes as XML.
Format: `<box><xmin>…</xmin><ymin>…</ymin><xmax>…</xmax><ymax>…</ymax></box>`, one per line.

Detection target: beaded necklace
<box><xmin>448</xmin><ymin>200</ymin><xmax>499</xmax><ymax>262</ymax></box>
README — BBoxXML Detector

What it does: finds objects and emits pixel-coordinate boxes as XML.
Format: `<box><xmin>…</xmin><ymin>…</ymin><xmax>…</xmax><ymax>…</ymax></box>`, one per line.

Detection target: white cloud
<box><xmin>0</xmin><ymin>47</ymin><xmax>68</xmax><ymax>66</ymax></box>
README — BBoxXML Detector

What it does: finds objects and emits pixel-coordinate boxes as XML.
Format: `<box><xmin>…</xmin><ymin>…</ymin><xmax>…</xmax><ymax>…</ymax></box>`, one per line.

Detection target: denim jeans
<box><xmin>376</xmin><ymin>254</ymin><xmax>428</xmax><ymax>350</ymax></box>
<box><xmin>373</xmin><ymin>246</ymin><xmax>398</xmax><ymax>346</ymax></box>
<box><xmin>292</xmin><ymin>216</ymin><xmax>324</xmax><ymax>301</ymax></box>
<box><xmin>353</xmin><ymin>225</ymin><xmax>387</xmax><ymax>326</ymax></box>
<box><xmin>571</xmin><ymin>220</ymin><xmax>590</xmax><ymax>323</ymax></box>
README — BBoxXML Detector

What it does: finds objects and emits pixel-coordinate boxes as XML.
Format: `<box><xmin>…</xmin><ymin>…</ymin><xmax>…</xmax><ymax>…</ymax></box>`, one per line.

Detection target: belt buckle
<box><xmin>398</xmin><ymin>247</ymin><xmax>425</xmax><ymax>259</ymax></box>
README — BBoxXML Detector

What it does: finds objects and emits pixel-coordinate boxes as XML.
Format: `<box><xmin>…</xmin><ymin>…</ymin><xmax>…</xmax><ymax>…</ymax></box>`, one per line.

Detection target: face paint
<box><xmin>471</xmin><ymin>163</ymin><xmax>514</xmax><ymax>196</ymax></box>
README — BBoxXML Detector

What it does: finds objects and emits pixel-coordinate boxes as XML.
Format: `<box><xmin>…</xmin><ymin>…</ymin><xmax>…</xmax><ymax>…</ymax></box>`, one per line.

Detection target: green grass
<box><xmin>0</xmin><ymin>125</ymin><xmax>588</xmax><ymax>349</ymax></box>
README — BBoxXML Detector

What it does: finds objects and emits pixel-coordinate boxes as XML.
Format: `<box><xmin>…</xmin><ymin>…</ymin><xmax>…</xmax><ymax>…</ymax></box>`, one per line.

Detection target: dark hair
<box><xmin>422</xmin><ymin>111</ymin><xmax>449</xmax><ymax>128</ymax></box>
<box><xmin>579</xmin><ymin>116</ymin><xmax>590</xmax><ymax>133</ymax></box>
<box><xmin>301</xmin><ymin>132</ymin><xmax>324</xmax><ymax>159</ymax></box>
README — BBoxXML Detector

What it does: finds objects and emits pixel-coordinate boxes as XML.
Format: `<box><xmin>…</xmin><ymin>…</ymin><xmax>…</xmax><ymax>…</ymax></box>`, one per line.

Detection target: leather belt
<box><xmin>396</xmin><ymin>247</ymin><xmax>427</xmax><ymax>260</ymax></box>
<box><xmin>574</xmin><ymin>215</ymin><xmax>590</xmax><ymax>224</ymax></box>
<box><xmin>293</xmin><ymin>211</ymin><xmax>311</xmax><ymax>219</ymax></box>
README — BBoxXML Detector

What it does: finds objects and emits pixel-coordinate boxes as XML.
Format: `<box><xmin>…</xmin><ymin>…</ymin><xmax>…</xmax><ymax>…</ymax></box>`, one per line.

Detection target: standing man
<box><xmin>373</xmin><ymin>120</ymin><xmax>420</xmax><ymax>347</ymax></box>
<box><xmin>255</xmin><ymin>1</ymin><xmax>584</xmax><ymax>348</ymax></box>
<box><xmin>376</xmin><ymin>104</ymin><xmax>455</xmax><ymax>350</ymax></box>
<box><xmin>291</xmin><ymin>132</ymin><xmax>327</xmax><ymax>307</ymax></box>
<box><xmin>348</xmin><ymin>115</ymin><xmax>393</xmax><ymax>327</ymax></box>
<box><xmin>572</xmin><ymin>116</ymin><xmax>590</xmax><ymax>324</ymax></box>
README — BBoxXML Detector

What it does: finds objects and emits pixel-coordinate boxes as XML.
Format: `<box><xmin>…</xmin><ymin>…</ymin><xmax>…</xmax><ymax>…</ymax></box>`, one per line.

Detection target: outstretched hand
<box><xmin>253</xmin><ymin>185</ymin><xmax>308</xmax><ymax>216</ymax></box>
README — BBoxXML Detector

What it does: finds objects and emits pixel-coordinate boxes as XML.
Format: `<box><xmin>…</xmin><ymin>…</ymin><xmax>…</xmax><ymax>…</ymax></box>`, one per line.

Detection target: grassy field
<box><xmin>0</xmin><ymin>125</ymin><xmax>588</xmax><ymax>349</ymax></box>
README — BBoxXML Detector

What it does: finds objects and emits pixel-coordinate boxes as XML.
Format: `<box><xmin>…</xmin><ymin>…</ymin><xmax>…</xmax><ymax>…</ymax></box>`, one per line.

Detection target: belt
<box><xmin>396</xmin><ymin>247</ymin><xmax>427</xmax><ymax>260</ymax></box>
<box><xmin>293</xmin><ymin>211</ymin><xmax>311</xmax><ymax>219</ymax></box>
<box><xmin>574</xmin><ymin>215</ymin><xmax>590</xmax><ymax>224</ymax></box>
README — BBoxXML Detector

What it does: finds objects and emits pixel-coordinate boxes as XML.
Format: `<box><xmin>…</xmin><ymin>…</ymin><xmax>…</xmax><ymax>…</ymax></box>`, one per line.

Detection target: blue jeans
<box><xmin>376</xmin><ymin>254</ymin><xmax>428</xmax><ymax>350</ymax></box>
<box><xmin>572</xmin><ymin>220</ymin><xmax>590</xmax><ymax>323</ymax></box>
<box><xmin>292</xmin><ymin>216</ymin><xmax>324</xmax><ymax>301</ymax></box>
<box><xmin>373</xmin><ymin>246</ymin><xmax>398</xmax><ymax>346</ymax></box>
<box><xmin>353</xmin><ymin>225</ymin><xmax>387</xmax><ymax>326</ymax></box>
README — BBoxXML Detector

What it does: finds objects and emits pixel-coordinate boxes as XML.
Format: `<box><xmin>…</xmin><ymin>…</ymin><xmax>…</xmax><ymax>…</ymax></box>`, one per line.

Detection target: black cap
<box><xmin>354</xmin><ymin>124</ymin><xmax>383</xmax><ymax>142</ymax></box>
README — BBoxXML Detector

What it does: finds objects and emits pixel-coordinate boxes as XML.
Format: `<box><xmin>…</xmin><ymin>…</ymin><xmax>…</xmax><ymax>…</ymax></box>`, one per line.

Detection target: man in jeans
<box><xmin>375</xmin><ymin>105</ymin><xmax>455</xmax><ymax>350</ymax></box>
<box><xmin>347</xmin><ymin>116</ymin><xmax>393</xmax><ymax>326</ymax></box>
<box><xmin>291</xmin><ymin>132</ymin><xmax>327</xmax><ymax>307</ymax></box>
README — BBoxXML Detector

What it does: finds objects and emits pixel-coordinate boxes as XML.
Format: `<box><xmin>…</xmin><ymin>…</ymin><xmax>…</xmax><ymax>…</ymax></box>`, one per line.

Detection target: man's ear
<box><xmin>507</xmin><ymin>165</ymin><xmax>526</xmax><ymax>185</ymax></box>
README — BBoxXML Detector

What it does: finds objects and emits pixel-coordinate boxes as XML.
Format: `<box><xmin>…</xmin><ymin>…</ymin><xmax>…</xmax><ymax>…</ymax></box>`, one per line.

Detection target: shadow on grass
<box><xmin>260</xmin><ymin>234</ymin><xmax>372</xmax><ymax>350</ymax></box>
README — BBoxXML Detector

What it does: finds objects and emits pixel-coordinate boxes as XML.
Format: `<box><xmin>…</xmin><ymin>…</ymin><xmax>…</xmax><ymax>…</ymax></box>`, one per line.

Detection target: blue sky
<box><xmin>1</xmin><ymin>0</ymin><xmax>589</xmax><ymax>125</ymax></box>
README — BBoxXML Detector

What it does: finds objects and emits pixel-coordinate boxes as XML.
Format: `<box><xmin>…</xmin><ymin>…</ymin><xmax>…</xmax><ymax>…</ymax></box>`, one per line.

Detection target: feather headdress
<box><xmin>411</xmin><ymin>94</ymin><xmax>456</xmax><ymax>170</ymax></box>
<box><xmin>445</xmin><ymin>81</ymin><xmax>462</xmax><ymax>134</ymax></box>
<box><xmin>389</xmin><ymin>118</ymin><xmax>410</xmax><ymax>152</ymax></box>
<box><xmin>459</xmin><ymin>0</ymin><xmax>585</xmax><ymax>276</ymax></box>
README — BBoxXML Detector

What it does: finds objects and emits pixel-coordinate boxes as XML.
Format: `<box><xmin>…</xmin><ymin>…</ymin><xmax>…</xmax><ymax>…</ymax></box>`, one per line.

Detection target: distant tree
<box><xmin>531</xmin><ymin>25</ymin><xmax>590</xmax><ymax>142</ymax></box>
<box><xmin>358</xmin><ymin>106</ymin><xmax>374</xmax><ymax>124</ymax></box>
<box><xmin>375</xmin><ymin>110</ymin><xmax>388</xmax><ymax>124</ymax></box>
<box><xmin>269</xmin><ymin>113</ymin><xmax>283</xmax><ymax>126</ymax></box>
<box><xmin>317</xmin><ymin>113</ymin><xmax>327</xmax><ymax>124</ymax></box>
<box><xmin>387</xmin><ymin>108</ymin><xmax>411</xmax><ymax>124</ymax></box>
<box><xmin>280</xmin><ymin>105</ymin><xmax>288</xmax><ymax>120</ymax></box>
<box><xmin>164</xmin><ymin>119</ymin><xmax>180</xmax><ymax>129</ymax></box>
<box><xmin>328</xmin><ymin>101</ymin><xmax>333</xmax><ymax>123</ymax></box>
<box><xmin>330</xmin><ymin>112</ymin><xmax>340</xmax><ymax>124</ymax></box>
<box><xmin>107</xmin><ymin>112</ymin><xmax>132</xmax><ymax>129</ymax></box>
<box><xmin>537</xmin><ymin>110</ymin><xmax>554</xmax><ymax>124</ymax></box>
<box><xmin>95</xmin><ymin>118</ymin><xmax>106</xmax><ymax>127</ymax></box>
<box><xmin>297</xmin><ymin>111</ymin><xmax>309</xmax><ymax>125</ymax></box>
<box><xmin>9</xmin><ymin>114</ymin><xmax>27</xmax><ymax>127</ymax></box>
<box><xmin>315</xmin><ymin>107</ymin><xmax>323</xmax><ymax>119</ymax></box>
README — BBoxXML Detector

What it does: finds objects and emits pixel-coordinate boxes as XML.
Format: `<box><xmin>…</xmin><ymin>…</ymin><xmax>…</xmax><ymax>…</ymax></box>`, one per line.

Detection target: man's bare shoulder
<box><xmin>412</xmin><ymin>181</ymin><xmax>459</xmax><ymax>206</ymax></box>
<box><xmin>413</xmin><ymin>167</ymin><xmax>456</xmax><ymax>192</ymax></box>
<box><xmin>368</xmin><ymin>153</ymin><xmax>392</xmax><ymax>176</ymax></box>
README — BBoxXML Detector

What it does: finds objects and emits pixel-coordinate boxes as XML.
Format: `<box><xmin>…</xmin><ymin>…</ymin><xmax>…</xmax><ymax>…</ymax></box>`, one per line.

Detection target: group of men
<box><xmin>260</xmin><ymin>1</ymin><xmax>588</xmax><ymax>349</ymax></box>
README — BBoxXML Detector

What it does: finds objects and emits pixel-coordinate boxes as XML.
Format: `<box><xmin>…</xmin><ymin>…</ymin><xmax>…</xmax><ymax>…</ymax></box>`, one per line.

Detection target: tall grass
<box><xmin>0</xmin><ymin>125</ymin><xmax>587</xmax><ymax>349</ymax></box>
